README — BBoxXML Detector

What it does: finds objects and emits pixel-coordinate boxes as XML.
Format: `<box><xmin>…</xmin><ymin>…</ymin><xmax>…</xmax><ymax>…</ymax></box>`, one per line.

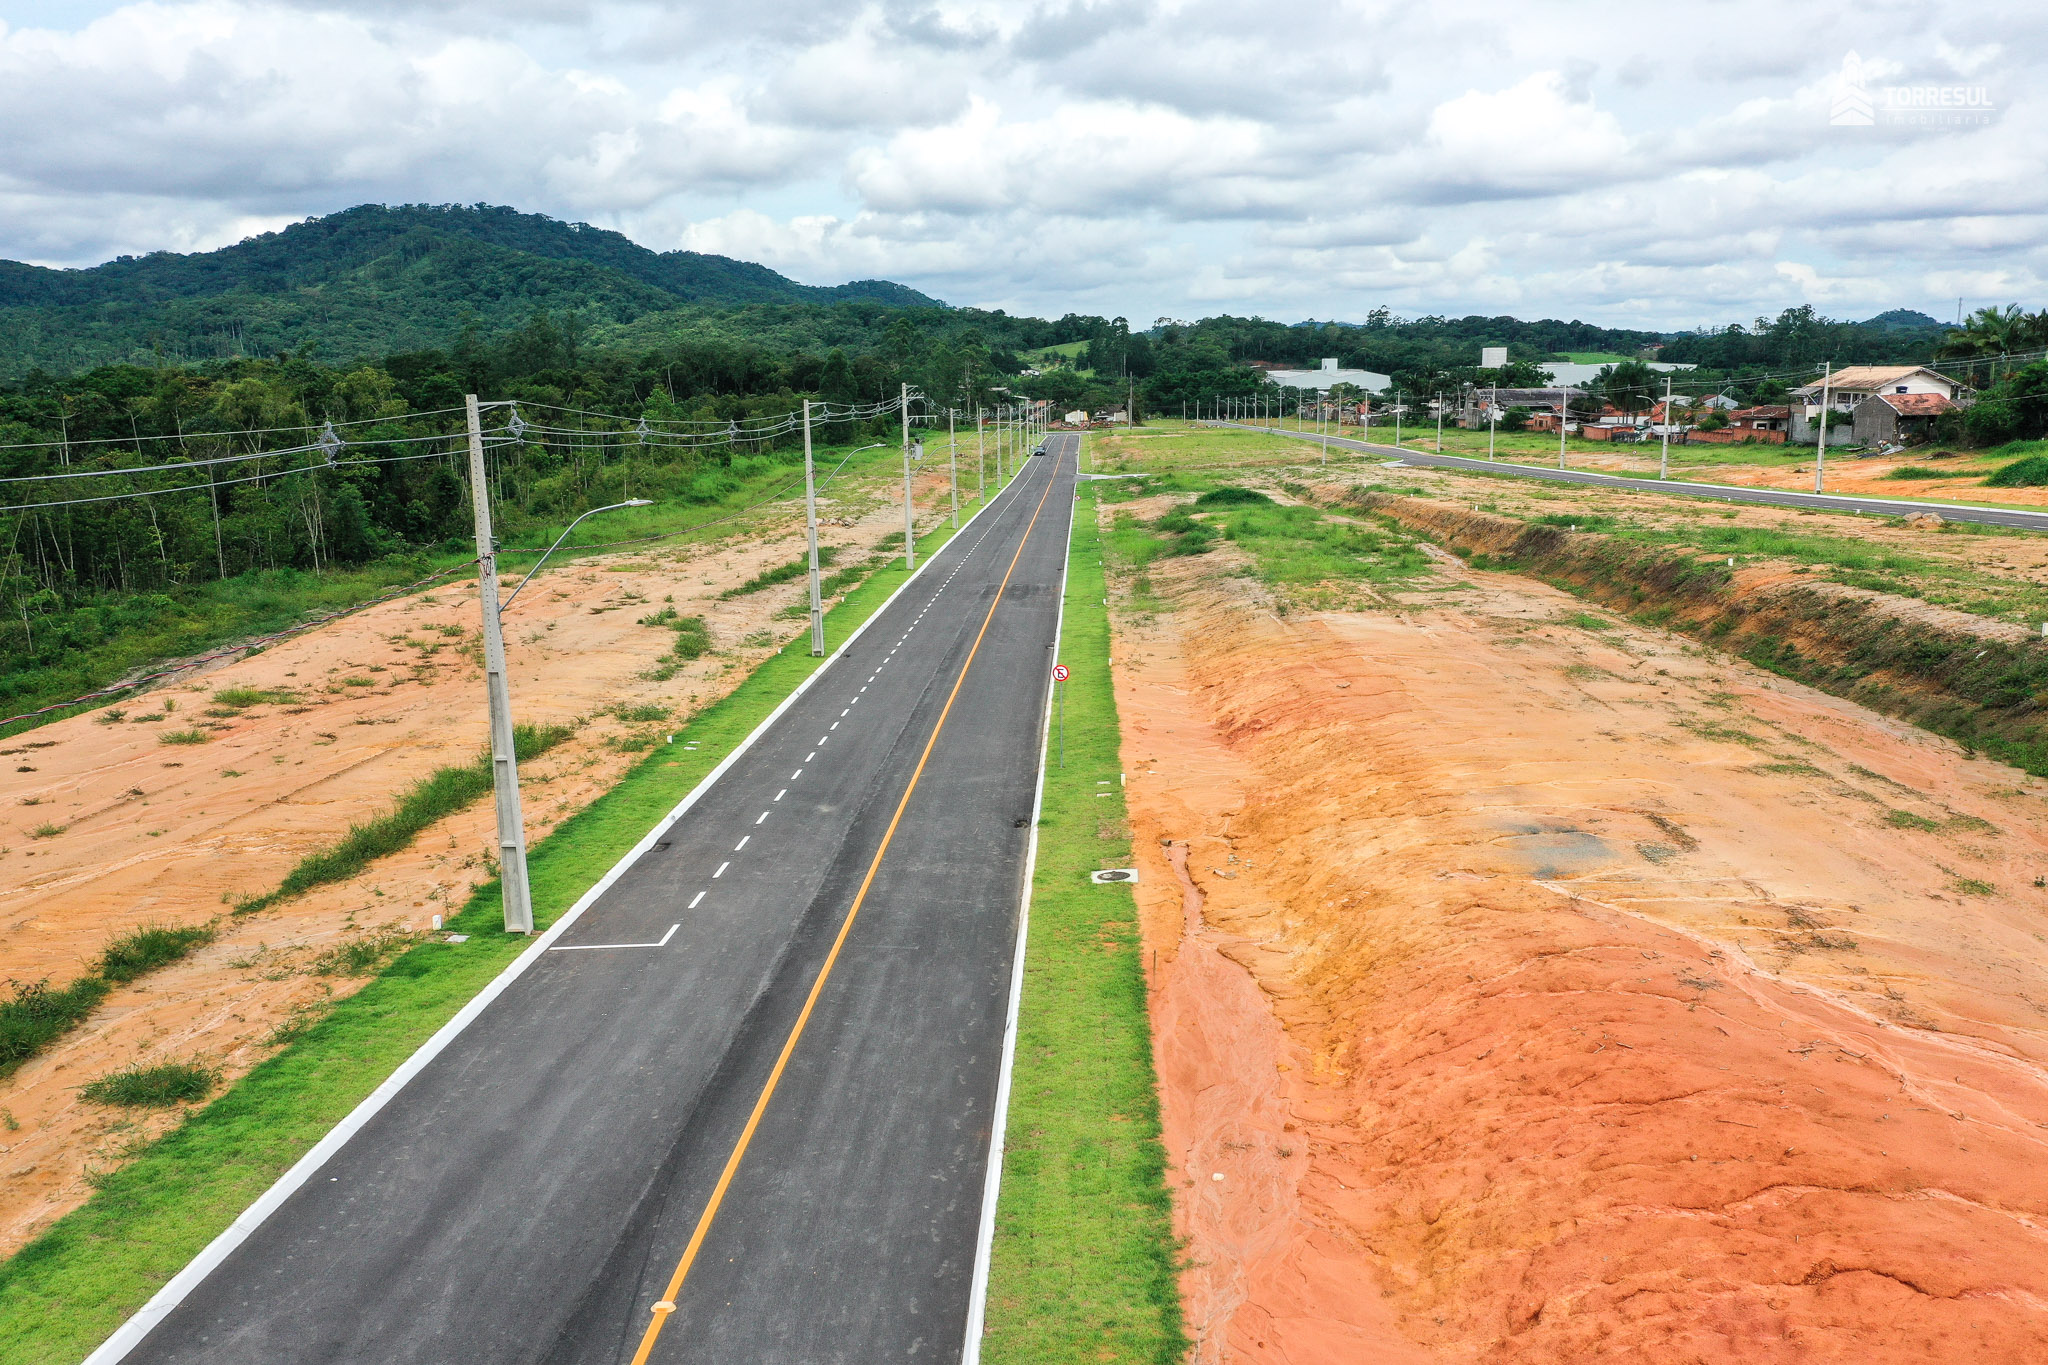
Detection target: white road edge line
<box><xmin>81</xmin><ymin>454</ymin><xmax>1021</xmax><ymax>1365</ymax></box>
<box><xmin>961</xmin><ymin>434</ymin><xmax>1077</xmax><ymax>1365</ymax></box>
<box><xmin>549</xmin><ymin>923</ymin><xmax>680</xmax><ymax>952</ymax></box>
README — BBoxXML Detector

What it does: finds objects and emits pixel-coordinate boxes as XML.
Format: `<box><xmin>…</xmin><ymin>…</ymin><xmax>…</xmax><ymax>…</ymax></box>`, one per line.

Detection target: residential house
<box><xmin>1790</xmin><ymin>365</ymin><xmax>1969</xmax><ymax>443</ymax></box>
<box><xmin>1457</xmin><ymin>388</ymin><xmax>1575</xmax><ymax>428</ymax></box>
<box><xmin>1853</xmin><ymin>392</ymin><xmax>1958</xmax><ymax>446</ymax></box>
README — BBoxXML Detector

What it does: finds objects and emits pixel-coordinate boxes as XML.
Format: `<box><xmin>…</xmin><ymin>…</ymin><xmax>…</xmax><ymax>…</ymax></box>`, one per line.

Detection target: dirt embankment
<box><xmin>1115</xmin><ymin>524</ymin><xmax>2048</xmax><ymax>1361</ymax></box>
<box><xmin>1343</xmin><ymin>491</ymin><xmax>2048</xmax><ymax>776</ymax></box>
<box><xmin>0</xmin><ymin>485</ymin><xmax>938</xmax><ymax>1258</ymax></box>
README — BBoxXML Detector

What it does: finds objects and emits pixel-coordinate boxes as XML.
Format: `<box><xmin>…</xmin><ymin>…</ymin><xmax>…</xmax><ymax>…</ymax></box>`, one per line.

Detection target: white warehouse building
<box><xmin>1263</xmin><ymin>357</ymin><xmax>1391</xmax><ymax>394</ymax></box>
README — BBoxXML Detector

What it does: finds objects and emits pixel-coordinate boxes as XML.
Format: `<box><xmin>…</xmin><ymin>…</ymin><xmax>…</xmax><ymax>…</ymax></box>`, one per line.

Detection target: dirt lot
<box><xmin>0</xmin><ymin>475</ymin><xmax>952</xmax><ymax>1257</ymax></box>
<box><xmin>1113</xmin><ymin>501</ymin><xmax>2048</xmax><ymax>1361</ymax></box>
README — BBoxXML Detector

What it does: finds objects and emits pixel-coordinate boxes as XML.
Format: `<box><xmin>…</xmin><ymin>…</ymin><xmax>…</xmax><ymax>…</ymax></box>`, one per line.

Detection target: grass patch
<box><xmin>1984</xmin><ymin>454</ymin><xmax>2048</xmax><ymax>487</ymax></box>
<box><xmin>985</xmin><ymin>467</ymin><xmax>1186</xmax><ymax>1364</ymax></box>
<box><xmin>80</xmin><ymin>1064</ymin><xmax>217</xmax><ymax>1109</ymax></box>
<box><xmin>1191</xmin><ymin>485</ymin><xmax>1272</xmax><ymax>508</ymax></box>
<box><xmin>1881</xmin><ymin>465</ymin><xmax>1961</xmax><ymax>480</ymax></box>
<box><xmin>97</xmin><ymin>926</ymin><xmax>216</xmax><ymax>985</ymax></box>
<box><xmin>0</xmin><ymin>979</ymin><xmax>112</xmax><ymax>1080</ymax></box>
<box><xmin>638</xmin><ymin>607</ymin><xmax>714</xmax><ymax>681</ymax></box>
<box><xmin>1885</xmin><ymin>808</ymin><xmax>1943</xmax><ymax>832</ymax></box>
<box><xmin>720</xmin><ymin>546</ymin><xmax>838</xmax><ymax>598</ymax></box>
<box><xmin>211</xmin><ymin>687</ymin><xmax>299</xmax><ymax>708</ymax></box>
<box><xmin>156</xmin><ymin>729</ymin><xmax>209</xmax><ymax>746</ymax></box>
<box><xmin>0</xmin><ymin>475</ymin><xmax>1021</xmax><ymax>1364</ymax></box>
<box><xmin>235</xmin><ymin>723</ymin><xmax>576</xmax><ymax>915</ymax></box>
<box><xmin>1559</xmin><ymin>610</ymin><xmax>1616</xmax><ymax>630</ymax></box>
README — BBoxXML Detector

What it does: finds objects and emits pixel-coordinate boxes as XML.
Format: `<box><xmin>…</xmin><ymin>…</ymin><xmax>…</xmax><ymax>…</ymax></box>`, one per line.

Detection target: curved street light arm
<box><xmin>498</xmin><ymin>498</ymin><xmax>651</xmax><ymax>617</ymax></box>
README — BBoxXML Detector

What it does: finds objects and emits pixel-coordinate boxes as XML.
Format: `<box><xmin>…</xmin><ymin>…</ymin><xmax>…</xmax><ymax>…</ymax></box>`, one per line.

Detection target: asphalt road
<box><xmin>112</xmin><ymin>435</ymin><xmax>1080</xmax><ymax>1365</ymax></box>
<box><xmin>1213</xmin><ymin>421</ymin><xmax>2048</xmax><ymax>532</ymax></box>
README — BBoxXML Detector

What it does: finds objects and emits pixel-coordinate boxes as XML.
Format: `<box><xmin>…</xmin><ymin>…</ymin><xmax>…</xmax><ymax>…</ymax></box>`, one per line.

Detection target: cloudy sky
<box><xmin>1</xmin><ymin>0</ymin><xmax>2042</xmax><ymax>330</ymax></box>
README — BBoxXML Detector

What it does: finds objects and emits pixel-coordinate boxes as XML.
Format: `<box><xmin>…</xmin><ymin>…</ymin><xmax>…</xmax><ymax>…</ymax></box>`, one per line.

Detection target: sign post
<box><xmin>1052</xmin><ymin>662</ymin><xmax>1070</xmax><ymax>768</ymax></box>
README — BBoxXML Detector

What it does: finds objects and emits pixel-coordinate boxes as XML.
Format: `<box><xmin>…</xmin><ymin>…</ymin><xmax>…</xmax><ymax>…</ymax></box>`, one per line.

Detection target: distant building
<box><xmin>1063</xmin><ymin>410</ymin><xmax>1088</xmax><ymax>427</ymax></box>
<box><xmin>1853</xmin><ymin>392</ymin><xmax>1958</xmax><ymax>446</ymax></box>
<box><xmin>1263</xmin><ymin>357</ymin><xmax>1391</xmax><ymax>394</ymax></box>
<box><xmin>1540</xmin><ymin>360</ymin><xmax>1696</xmax><ymax>389</ymax></box>
<box><xmin>1791</xmin><ymin>365</ymin><xmax>1969</xmax><ymax>443</ymax></box>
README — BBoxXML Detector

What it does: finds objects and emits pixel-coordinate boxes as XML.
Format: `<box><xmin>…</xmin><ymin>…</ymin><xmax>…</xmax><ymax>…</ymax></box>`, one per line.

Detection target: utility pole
<box><xmin>803</xmin><ymin>399</ymin><xmax>825</xmax><ymax>656</ymax></box>
<box><xmin>1813</xmin><ymin>361</ymin><xmax>1833</xmax><ymax>494</ymax></box>
<box><xmin>900</xmin><ymin>383</ymin><xmax>915</xmax><ymax>570</ymax></box>
<box><xmin>1435</xmin><ymin>391</ymin><xmax>1443</xmax><ymax>451</ymax></box>
<box><xmin>1558</xmin><ymin>384</ymin><xmax>1569</xmax><ymax>469</ymax></box>
<box><xmin>977</xmin><ymin>407</ymin><xmax>986</xmax><ymax>503</ymax></box>
<box><xmin>465</xmin><ymin>395</ymin><xmax>532</xmax><ymax>935</ymax></box>
<box><xmin>1394</xmin><ymin>389</ymin><xmax>1403</xmax><ymax>449</ymax></box>
<box><xmin>1659</xmin><ymin>375</ymin><xmax>1672</xmax><ymax>480</ymax></box>
<box><xmin>947</xmin><ymin>408</ymin><xmax>958</xmax><ymax>527</ymax></box>
<box><xmin>1488</xmin><ymin>379</ymin><xmax>1498</xmax><ymax>460</ymax></box>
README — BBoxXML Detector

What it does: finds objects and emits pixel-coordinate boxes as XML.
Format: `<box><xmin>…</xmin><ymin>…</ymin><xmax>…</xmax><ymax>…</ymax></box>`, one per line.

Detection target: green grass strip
<box><xmin>0</xmin><ymin>483</ymin><xmax>1013</xmax><ymax>1365</ymax></box>
<box><xmin>982</xmin><ymin>471</ymin><xmax>1187</xmax><ymax>1363</ymax></box>
<box><xmin>234</xmin><ymin>722</ymin><xmax>575</xmax><ymax>915</ymax></box>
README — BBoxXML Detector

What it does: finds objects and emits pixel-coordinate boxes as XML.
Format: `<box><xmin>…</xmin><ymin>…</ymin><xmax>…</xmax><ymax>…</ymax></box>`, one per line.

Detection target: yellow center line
<box><xmin>628</xmin><ymin>450</ymin><xmax>1065</xmax><ymax>1365</ymax></box>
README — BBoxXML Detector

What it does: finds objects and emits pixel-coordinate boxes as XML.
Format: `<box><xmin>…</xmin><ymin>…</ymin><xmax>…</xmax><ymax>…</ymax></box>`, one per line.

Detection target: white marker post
<box><xmin>1052</xmin><ymin>662</ymin><xmax>1070</xmax><ymax>768</ymax></box>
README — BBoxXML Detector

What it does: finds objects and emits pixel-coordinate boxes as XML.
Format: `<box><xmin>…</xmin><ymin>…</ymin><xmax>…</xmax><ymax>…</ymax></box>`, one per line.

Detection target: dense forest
<box><xmin>0</xmin><ymin>204</ymin><xmax>940</xmax><ymax>376</ymax></box>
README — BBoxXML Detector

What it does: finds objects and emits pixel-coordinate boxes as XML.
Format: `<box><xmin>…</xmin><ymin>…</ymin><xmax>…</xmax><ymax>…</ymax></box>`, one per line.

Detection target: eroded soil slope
<box><xmin>1117</xmin><ymin>520</ymin><xmax>2048</xmax><ymax>1361</ymax></box>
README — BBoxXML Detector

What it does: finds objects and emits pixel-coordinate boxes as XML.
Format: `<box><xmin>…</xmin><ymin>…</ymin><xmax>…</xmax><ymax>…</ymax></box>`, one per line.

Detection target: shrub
<box><xmin>1193</xmin><ymin>486</ymin><xmax>1273</xmax><ymax>508</ymax></box>
<box><xmin>1882</xmin><ymin>465</ymin><xmax>1954</xmax><ymax>480</ymax></box>
<box><xmin>80</xmin><ymin>1062</ymin><xmax>217</xmax><ymax>1107</ymax></box>
<box><xmin>158</xmin><ymin>729</ymin><xmax>209</xmax><ymax>745</ymax></box>
<box><xmin>97</xmin><ymin>924</ymin><xmax>217</xmax><ymax>984</ymax></box>
<box><xmin>1</xmin><ymin>978</ymin><xmax>111</xmax><ymax>1076</ymax></box>
<box><xmin>1984</xmin><ymin>453</ymin><xmax>2048</xmax><ymax>487</ymax></box>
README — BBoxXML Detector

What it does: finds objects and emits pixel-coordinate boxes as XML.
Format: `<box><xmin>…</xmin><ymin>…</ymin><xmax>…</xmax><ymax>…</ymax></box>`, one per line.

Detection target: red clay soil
<box><xmin>1114</xmin><ymin>528</ymin><xmax>2048</xmax><ymax>1362</ymax></box>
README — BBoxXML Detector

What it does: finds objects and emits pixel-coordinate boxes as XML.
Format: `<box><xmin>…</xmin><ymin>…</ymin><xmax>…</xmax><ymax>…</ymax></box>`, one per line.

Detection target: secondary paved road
<box><xmin>111</xmin><ymin>435</ymin><xmax>1080</xmax><ymax>1364</ymax></box>
<box><xmin>1213</xmin><ymin>421</ymin><xmax>2048</xmax><ymax>533</ymax></box>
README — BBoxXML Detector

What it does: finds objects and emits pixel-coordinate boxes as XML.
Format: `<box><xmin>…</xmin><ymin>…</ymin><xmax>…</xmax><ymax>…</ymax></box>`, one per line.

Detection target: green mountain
<box><xmin>0</xmin><ymin>203</ymin><xmax>940</xmax><ymax>377</ymax></box>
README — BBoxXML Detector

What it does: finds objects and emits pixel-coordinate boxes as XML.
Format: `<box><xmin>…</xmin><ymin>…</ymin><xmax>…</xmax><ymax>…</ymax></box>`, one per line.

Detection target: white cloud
<box><xmin>3</xmin><ymin>0</ymin><xmax>2046</xmax><ymax>328</ymax></box>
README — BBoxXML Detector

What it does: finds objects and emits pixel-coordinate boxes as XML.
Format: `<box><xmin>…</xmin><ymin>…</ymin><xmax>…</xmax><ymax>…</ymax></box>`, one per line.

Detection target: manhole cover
<box><xmin>1090</xmin><ymin>868</ymin><xmax>1138</xmax><ymax>884</ymax></box>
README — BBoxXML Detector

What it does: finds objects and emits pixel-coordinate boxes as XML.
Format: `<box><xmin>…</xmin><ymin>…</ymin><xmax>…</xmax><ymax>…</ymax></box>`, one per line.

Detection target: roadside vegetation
<box><xmin>1</xmin><ymin>923</ymin><xmax>218</xmax><ymax>1080</ymax></box>
<box><xmin>984</xmin><ymin>469</ymin><xmax>1186</xmax><ymax>1365</ymax></box>
<box><xmin>0</xmin><ymin>474</ymin><xmax>1019</xmax><ymax>1365</ymax></box>
<box><xmin>231</xmin><ymin>722</ymin><xmax>575</xmax><ymax>916</ymax></box>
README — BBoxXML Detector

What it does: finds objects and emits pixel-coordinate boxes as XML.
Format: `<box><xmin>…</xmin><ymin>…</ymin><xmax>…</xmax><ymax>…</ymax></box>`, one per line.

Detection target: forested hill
<box><xmin>0</xmin><ymin>203</ymin><xmax>939</xmax><ymax>378</ymax></box>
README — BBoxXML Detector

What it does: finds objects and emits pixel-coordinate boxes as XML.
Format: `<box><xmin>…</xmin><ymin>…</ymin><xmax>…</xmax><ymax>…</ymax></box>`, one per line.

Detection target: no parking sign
<box><xmin>1052</xmin><ymin>663</ymin><xmax>1070</xmax><ymax>682</ymax></box>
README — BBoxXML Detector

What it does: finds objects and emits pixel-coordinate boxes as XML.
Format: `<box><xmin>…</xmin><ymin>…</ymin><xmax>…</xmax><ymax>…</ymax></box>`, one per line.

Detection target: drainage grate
<box><xmin>1090</xmin><ymin>868</ymin><xmax>1138</xmax><ymax>884</ymax></box>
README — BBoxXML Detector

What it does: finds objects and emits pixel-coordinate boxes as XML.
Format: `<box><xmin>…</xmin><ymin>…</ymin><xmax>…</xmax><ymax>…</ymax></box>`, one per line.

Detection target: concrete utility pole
<box><xmin>1558</xmin><ymin>384</ymin><xmax>1569</xmax><ymax>469</ymax></box>
<box><xmin>465</xmin><ymin>394</ymin><xmax>532</xmax><ymax>935</ymax></box>
<box><xmin>1395</xmin><ymin>389</ymin><xmax>1403</xmax><ymax>449</ymax></box>
<box><xmin>1659</xmin><ymin>375</ymin><xmax>1672</xmax><ymax>480</ymax></box>
<box><xmin>900</xmin><ymin>383</ymin><xmax>915</xmax><ymax>570</ymax></box>
<box><xmin>1489</xmin><ymin>379</ymin><xmax>1498</xmax><ymax>460</ymax></box>
<box><xmin>803</xmin><ymin>399</ymin><xmax>825</xmax><ymax>656</ymax></box>
<box><xmin>1435</xmin><ymin>391</ymin><xmax>1444</xmax><ymax>452</ymax></box>
<box><xmin>977</xmin><ymin>408</ymin><xmax>985</xmax><ymax>502</ymax></box>
<box><xmin>1813</xmin><ymin>361</ymin><xmax>1833</xmax><ymax>493</ymax></box>
<box><xmin>948</xmin><ymin>408</ymin><xmax>958</xmax><ymax>528</ymax></box>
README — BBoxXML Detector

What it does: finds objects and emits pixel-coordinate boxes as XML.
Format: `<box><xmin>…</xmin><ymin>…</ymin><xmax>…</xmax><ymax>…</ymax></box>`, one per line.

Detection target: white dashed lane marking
<box><xmin>714</xmin><ymin>861</ymin><xmax>730</xmax><ymax>878</ymax></box>
<box><xmin>755</xmin><ymin>812</ymin><xmax>769</xmax><ymax>825</ymax></box>
<box><xmin>735</xmin><ymin>836</ymin><xmax>749</xmax><ymax>851</ymax></box>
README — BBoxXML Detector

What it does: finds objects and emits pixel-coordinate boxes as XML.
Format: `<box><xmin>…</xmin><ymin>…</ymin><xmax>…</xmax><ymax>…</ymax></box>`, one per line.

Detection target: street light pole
<box><xmin>900</xmin><ymin>383</ymin><xmax>915</xmax><ymax>570</ymax></box>
<box><xmin>948</xmin><ymin>408</ymin><xmax>958</xmax><ymax>528</ymax></box>
<box><xmin>1813</xmin><ymin>361</ymin><xmax>1833</xmax><ymax>494</ymax></box>
<box><xmin>466</xmin><ymin>395</ymin><xmax>532</xmax><ymax>935</ymax></box>
<box><xmin>1436</xmin><ymin>391</ymin><xmax>1444</xmax><ymax>452</ymax></box>
<box><xmin>1659</xmin><ymin>375</ymin><xmax>1672</xmax><ymax>480</ymax></box>
<box><xmin>804</xmin><ymin>399</ymin><xmax>825</xmax><ymax>656</ymax></box>
<box><xmin>1395</xmin><ymin>389</ymin><xmax>1403</xmax><ymax>449</ymax></box>
<box><xmin>1558</xmin><ymin>383</ymin><xmax>1569</xmax><ymax>469</ymax></box>
<box><xmin>977</xmin><ymin>407</ymin><xmax>985</xmax><ymax>503</ymax></box>
<box><xmin>1489</xmin><ymin>378</ymin><xmax>1498</xmax><ymax>460</ymax></box>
